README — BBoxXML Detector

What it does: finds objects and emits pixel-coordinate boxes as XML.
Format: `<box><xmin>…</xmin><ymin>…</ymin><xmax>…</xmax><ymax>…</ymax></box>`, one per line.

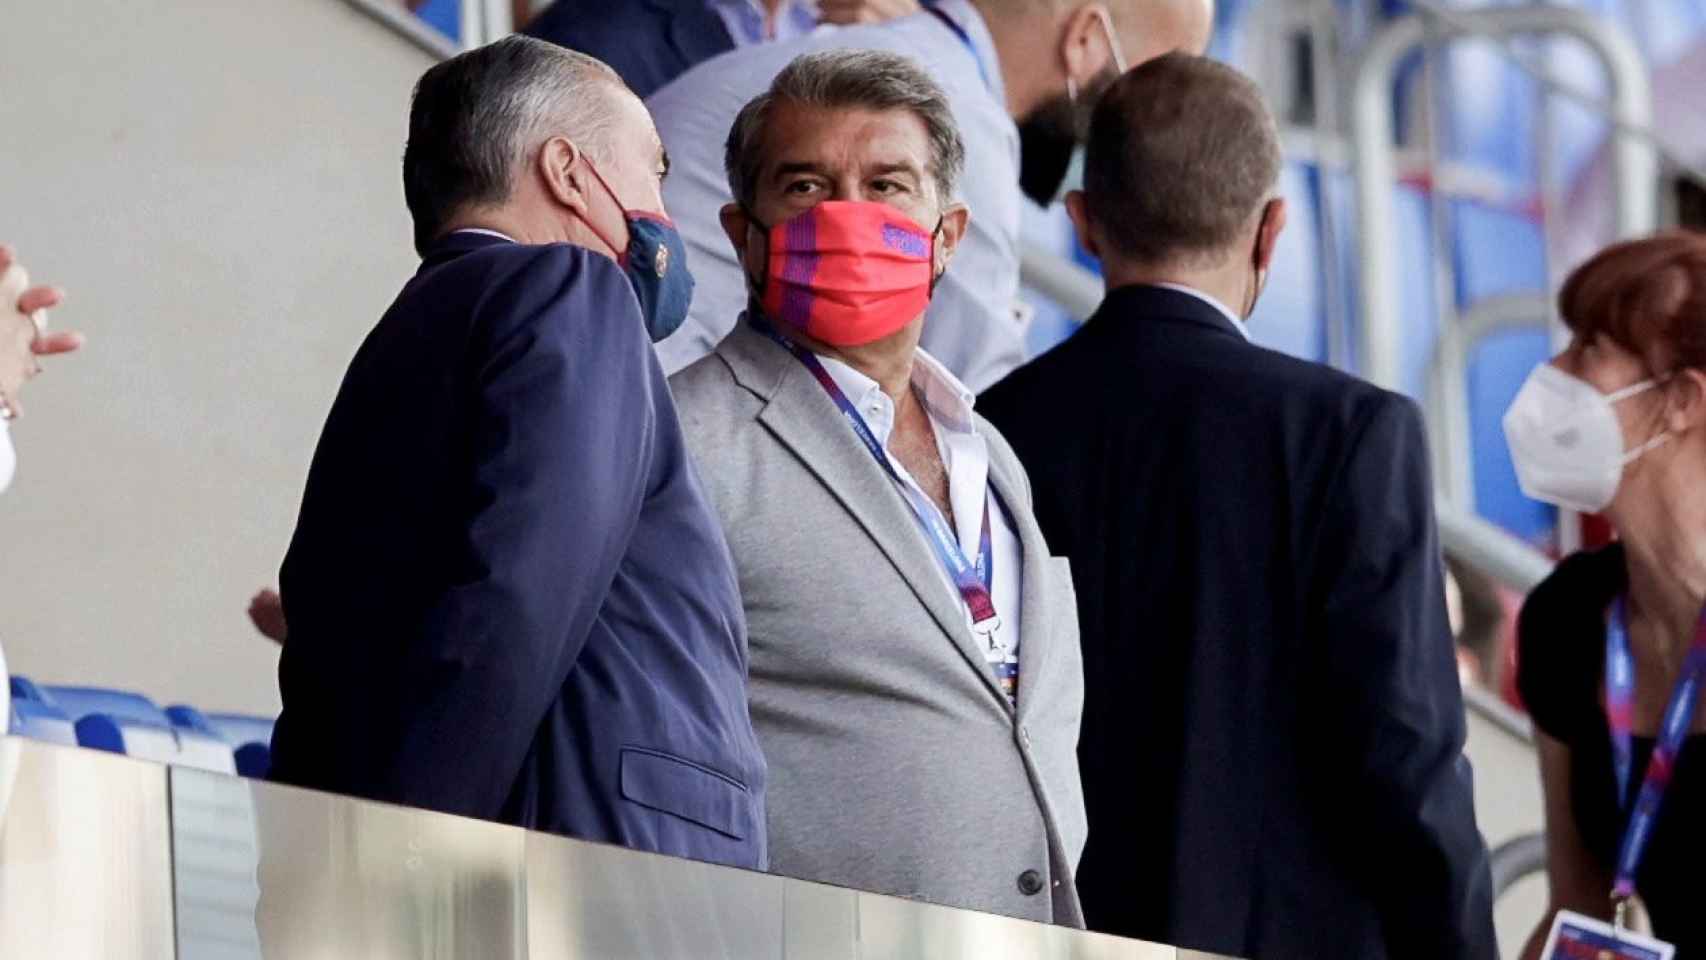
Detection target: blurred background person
<box><xmin>0</xmin><ymin>245</ymin><xmax>82</xmax><ymax>484</ymax></box>
<box><xmin>270</xmin><ymin>36</ymin><xmax>768</xmax><ymax>869</ymax></box>
<box><xmin>979</xmin><ymin>54</ymin><xmax>1495</xmax><ymax>959</ymax></box>
<box><xmin>1509</xmin><ymin>231</ymin><xmax>1706</xmax><ymax>958</ymax></box>
<box><xmin>0</xmin><ymin>244</ymin><xmax>81</xmax><ymax>736</ymax></box>
<box><xmin>522</xmin><ymin>0</ymin><xmax>919</xmax><ymax>99</ymax></box>
<box><xmin>647</xmin><ymin>0</ymin><xmax>1213</xmax><ymax>391</ymax></box>
<box><xmin>670</xmin><ymin>50</ymin><xmax>1088</xmax><ymax>925</ymax></box>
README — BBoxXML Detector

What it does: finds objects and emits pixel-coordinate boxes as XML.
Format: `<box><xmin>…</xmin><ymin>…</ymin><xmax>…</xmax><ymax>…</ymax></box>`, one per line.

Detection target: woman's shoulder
<box><xmin>1516</xmin><ymin>544</ymin><xmax>1627</xmax><ymax>740</ymax></box>
<box><xmin>1524</xmin><ymin>544</ymin><xmax>1627</xmax><ymax>625</ymax></box>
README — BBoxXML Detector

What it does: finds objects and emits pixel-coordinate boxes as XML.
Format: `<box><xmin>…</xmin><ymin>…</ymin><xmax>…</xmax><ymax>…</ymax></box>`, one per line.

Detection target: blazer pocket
<box><xmin>619</xmin><ymin>747</ymin><xmax>755</xmax><ymax>841</ymax></box>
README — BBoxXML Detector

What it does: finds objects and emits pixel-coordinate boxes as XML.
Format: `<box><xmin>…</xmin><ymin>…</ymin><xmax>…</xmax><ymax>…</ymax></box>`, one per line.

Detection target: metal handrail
<box><xmin>1490</xmin><ymin>831</ymin><xmax>1547</xmax><ymax>899</ymax></box>
<box><xmin>1424</xmin><ymin>294</ymin><xmax>1552</xmax><ymax>506</ymax></box>
<box><xmin>339</xmin><ymin>0</ymin><xmax>459</xmax><ymax>59</ymax></box>
<box><xmin>1349</xmin><ymin>6</ymin><xmax>1656</xmax><ymax>393</ymax></box>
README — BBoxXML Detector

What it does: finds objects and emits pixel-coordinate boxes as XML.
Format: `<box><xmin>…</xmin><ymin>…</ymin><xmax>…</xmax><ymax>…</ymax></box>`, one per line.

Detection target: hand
<box><xmin>0</xmin><ymin>245</ymin><xmax>82</xmax><ymax>419</ymax></box>
<box><xmin>817</xmin><ymin>0</ymin><xmax>920</xmax><ymax>26</ymax></box>
<box><xmin>248</xmin><ymin>588</ymin><xmax>289</xmax><ymax>645</ymax></box>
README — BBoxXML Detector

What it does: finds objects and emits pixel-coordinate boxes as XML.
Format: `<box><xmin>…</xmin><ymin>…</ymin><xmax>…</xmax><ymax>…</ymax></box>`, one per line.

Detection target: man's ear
<box><xmin>540</xmin><ymin>136</ymin><xmax>591</xmax><ymax>215</ymax></box>
<box><xmin>932</xmin><ymin>203</ymin><xmax>971</xmax><ymax>277</ymax></box>
<box><xmin>1253</xmin><ymin>197</ymin><xmax>1287</xmax><ymax>273</ymax></box>
<box><xmin>1065</xmin><ymin>190</ymin><xmax>1101</xmax><ymax>261</ymax></box>
<box><xmin>719</xmin><ymin>203</ymin><xmax>751</xmax><ymax>258</ymax></box>
<box><xmin>1060</xmin><ymin>4</ymin><xmax>1117</xmax><ymax>92</ymax></box>
<box><xmin>721</xmin><ymin>202</ymin><xmax>768</xmax><ymax>288</ymax></box>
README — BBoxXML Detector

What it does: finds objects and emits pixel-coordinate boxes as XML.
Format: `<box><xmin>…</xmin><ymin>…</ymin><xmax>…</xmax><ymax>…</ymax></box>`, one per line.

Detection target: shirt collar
<box><xmin>451</xmin><ymin>228</ymin><xmax>518</xmax><ymax>243</ymax></box>
<box><xmin>814</xmin><ymin>347</ymin><xmax>978</xmax><ymax>445</ymax></box>
<box><xmin>706</xmin><ymin>0</ymin><xmax>820</xmax><ymax>46</ymax></box>
<box><xmin>1154</xmin><ymin>283</ymin><xmax>1251</xmax><ymax>341</ymax></box>
<box><xmin>924</xmin><ymin>0</ymin><xmax>1005</xmax><ymax>108</ymax></box>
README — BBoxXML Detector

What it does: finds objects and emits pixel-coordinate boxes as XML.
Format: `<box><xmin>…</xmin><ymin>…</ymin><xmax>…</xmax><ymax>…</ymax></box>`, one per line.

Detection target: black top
<box><xmin>979</xmin><ymin>284</ymin><xmax>1495</xmax><ymax>960</ymax></box>
<box><xmin>1518</xmin><ymin>544</ymin><xmax>1706</xmax><ymax>955</ymax></box>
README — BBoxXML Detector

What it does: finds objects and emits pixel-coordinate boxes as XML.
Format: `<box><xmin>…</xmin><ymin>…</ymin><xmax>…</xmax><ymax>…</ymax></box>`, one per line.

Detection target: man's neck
<box><xmin>441</xmin><ymin>203</ymin><xmax>617</xmax><ymax>261</ymax></box>
<box><xmin>774</xmin><ymin>319</ymin><xmax>921</xmax><ymax>405</ymax></box>
<box><xmin>1102</xmin><ymin>260</ymin><xmax>1248</xmax><ymax>318</ymax></box>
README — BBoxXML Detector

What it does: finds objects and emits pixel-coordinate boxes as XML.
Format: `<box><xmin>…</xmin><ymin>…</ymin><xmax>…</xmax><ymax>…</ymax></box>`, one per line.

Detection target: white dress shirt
<box><xmin>649</xmin><ymin>0</ymin><xmax>1027</xmax><ymax>392</ymax></box>
<box><xmin>450</xmin><ymin>228</ymin><xmax>517</xmax><ymax>244</ymax></box>
<box><xmin>708</xmin><ymin>0</ymin><xmax>821</xmax><ymax>45</ymax></box>
<box><xmin>814</xmin><ymin>348</ymin><xmax>1024</xmax><ymax>685</ymax></box>
<box><xmin>1155</xmin><ymin>282</ymin><xmax>1252</xmax><ymax>341</ymax></box>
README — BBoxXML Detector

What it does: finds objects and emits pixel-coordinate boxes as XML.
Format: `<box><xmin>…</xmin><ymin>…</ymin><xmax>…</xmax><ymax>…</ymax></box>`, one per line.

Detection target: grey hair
<box><xmin>723</xmin><ymin>50</ymin><xmax>966</xmax><ymax>211</ymax></box>
<box><xmin>403</xmin><ymin>35</ymin><xmax>625</xmax><ymax>255</ymax></box>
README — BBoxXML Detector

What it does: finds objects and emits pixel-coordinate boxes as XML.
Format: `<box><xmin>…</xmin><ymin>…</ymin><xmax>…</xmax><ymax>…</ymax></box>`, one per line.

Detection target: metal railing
<box><xmin>1349</xmin><ymin>5</ymin><xmax>1657</xmax><ymax>394</ymax></box>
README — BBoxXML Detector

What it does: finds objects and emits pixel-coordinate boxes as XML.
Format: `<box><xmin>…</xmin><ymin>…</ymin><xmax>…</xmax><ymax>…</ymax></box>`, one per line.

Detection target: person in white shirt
<box><xmin>669</xmin><ymin>49</ymin><xmax>1088</xmax><ymax>925</ymax></box>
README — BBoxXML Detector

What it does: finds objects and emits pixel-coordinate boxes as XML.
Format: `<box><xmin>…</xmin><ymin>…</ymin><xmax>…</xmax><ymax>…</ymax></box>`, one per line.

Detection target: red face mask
<box><xmin>751</xmin><ymin>201</ymin><xmax>939</xmax><ymax>347</ymax></box>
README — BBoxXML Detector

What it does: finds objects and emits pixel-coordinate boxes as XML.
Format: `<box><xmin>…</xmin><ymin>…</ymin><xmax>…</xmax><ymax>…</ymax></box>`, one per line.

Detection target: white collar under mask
<box><xmin>1502</xmin><ymin>364</ymin><xmax>1671</xmax><ymax>514</ymax></box>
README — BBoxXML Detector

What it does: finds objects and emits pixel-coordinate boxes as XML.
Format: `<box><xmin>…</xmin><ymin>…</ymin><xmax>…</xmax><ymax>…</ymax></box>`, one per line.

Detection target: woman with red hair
<box><xmin>1508</xmin><ymin>231</ymin><xmax>1706</xmax><ymax>957</ymax></box>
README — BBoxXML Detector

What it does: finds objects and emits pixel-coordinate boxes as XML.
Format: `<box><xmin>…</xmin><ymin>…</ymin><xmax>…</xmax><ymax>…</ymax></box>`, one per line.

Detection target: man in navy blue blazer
<box><xmin>269</xmin><ymin>36</ymin><xmax>767</xmax><ymax>871</ymax></box>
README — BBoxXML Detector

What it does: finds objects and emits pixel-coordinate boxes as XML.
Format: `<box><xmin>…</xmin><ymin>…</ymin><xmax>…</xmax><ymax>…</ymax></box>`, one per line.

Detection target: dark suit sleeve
<box><xmin>374</xmin><ymin>253</ymin><xmax>657</xmax><ymax>818</ymax></box>
<box><xmin>1312</xmin><ymin>394</ymin><xmax>1497</xmax><ymax>959</ymax></box>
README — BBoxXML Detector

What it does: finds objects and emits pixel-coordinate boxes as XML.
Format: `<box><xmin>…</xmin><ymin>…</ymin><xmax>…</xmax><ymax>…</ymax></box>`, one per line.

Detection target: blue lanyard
<box><xmin>1604</xmin><ymin>596</ymin><xmax>1706</xmax><ymax>901</ymax></box>
<box><xmin>922</xmin><ymin>2</ymin><xmax>993</xmax><ymax>93</ymax></box>
<box><xmin>749</xmin><ymin>316</ymin><xmax>1000</xmax><ymax>634</ymax></box>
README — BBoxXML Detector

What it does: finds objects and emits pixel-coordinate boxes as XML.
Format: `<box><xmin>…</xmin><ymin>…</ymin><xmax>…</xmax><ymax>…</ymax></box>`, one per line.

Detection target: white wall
<box><xmin>0</xmin><ymin>0</ymin><xmax>436</xmax><ymax>713</ymax></box>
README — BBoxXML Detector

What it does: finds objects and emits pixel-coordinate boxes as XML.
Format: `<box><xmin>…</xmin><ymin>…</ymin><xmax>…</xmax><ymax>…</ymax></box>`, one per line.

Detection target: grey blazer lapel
<box><xmin>719</xmin><ymin>323</ymin><xmax>1015</xmax><ymax>707</ymax></box>
<box><xmin>984</xmin><ymin>433</ymin><xmax>1054</xmax><ymax>722</ymax></box>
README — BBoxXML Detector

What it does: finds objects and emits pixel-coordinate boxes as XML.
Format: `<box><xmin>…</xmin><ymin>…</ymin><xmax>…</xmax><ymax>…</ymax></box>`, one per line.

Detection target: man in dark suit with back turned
<box><xmin>979</xmin><ymin>54</ymin><xmax>1496</xmax><ymax>960</ymax></box>
<box><xmin>269</xmin><ymin>36</ymin><xmax>767</xmax><ymax>871</ymax></box>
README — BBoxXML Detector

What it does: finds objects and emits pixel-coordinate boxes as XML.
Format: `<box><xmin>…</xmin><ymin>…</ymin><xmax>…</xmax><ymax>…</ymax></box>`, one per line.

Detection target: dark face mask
<box><xmin>1016</xmin><ymin>65</ymin><xmax>1120</xmax><ymax>207</ymax></box>
<box><xmin>581</xmin><ymin>160</ymin><xmax>696</xmax><ymax>343</ymax></box>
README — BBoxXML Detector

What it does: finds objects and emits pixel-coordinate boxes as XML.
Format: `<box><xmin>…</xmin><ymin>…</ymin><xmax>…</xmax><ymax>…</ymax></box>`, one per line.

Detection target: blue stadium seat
<box><xmin>9</xmin><ymin>674</ymin><xmax>53</xmax><ymax>704</ymax></box>
<box><xmin>1319</xmin><ymin>170</ymin><xmax>1441</xmax><ymax>397</ymax></box>
<box><xmin>173</xmin><ymin>708</ymin><xmax>275</xmax><ymax>778</ymax></box>
<box><xmin>43</xmin><ymin>684</ymin><xmax>236</xmax><ymax>774</ymax></box>
<box><xmin>412</xmin><ymin>0</ymin><xmax>460</xmax><ymax>42</ymax></box>
<box><xmin>45</xmin><ymin>684</ymin><xmax>171</xmax><ymax>726</ymax></box>
<box><xmin>8</xmin><ymin>698</ymin><xmax>78</xmax><ymax>746</ymax></box>
<box><xmin>73</xmin><ymin>714</ymin><xmax>183</xmax><ymax>765</ymax></box>
<box><xmin>1249</xmin><ymin>161</ymin><xmax>1328</xmax><ymax>363</ymax></box>
<box><xmin>1448</xmin><ymin>199</ymin><xmax>1555</xmax><ymax>542</ymax></box>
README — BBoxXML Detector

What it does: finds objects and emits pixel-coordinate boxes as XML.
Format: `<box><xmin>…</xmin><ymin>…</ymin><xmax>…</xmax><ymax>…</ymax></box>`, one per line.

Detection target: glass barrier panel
<box><xmin>525</xmin><ymin>828</ymin><xmax>786</xmax><ymax>958</ymax></box>
<box><xmin>170</xmin><ymin>766</ymin><xmax>528</xmax><ymax>960</ymax></box>
<box><xmin>0</xmin><ymin>738</ymin><xmax>175</xmax><ymax>959</ymax></box>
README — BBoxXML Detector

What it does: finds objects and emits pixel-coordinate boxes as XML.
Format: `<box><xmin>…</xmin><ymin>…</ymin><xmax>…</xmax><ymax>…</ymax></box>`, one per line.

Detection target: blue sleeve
<box><xmin>1313</xmin><ymin>394</ymin><xmax>1498</xmax><ymax>959</ymax></box>
<box><xmin>373</xmin><ymin>250</ymin><xmax>656</xmax><ymax>817</ymax></box>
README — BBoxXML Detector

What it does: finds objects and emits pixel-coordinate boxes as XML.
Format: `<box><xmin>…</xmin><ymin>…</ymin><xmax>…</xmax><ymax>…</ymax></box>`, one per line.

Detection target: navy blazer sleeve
<box><xmin>371</xmin><ymin>252</ymin><xmax>657</xmax><ymax>818</ymax></box>
<box><xmin>1312</xmin><ymin>394</ymin><xmax>1497</xmax><ymax>960</ymax></box>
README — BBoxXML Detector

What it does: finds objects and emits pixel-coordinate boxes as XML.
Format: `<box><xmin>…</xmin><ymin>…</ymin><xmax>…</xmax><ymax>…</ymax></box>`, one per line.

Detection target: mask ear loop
<box><xmin>1244</xmin><ymin>202</ymin><xmax>1273</xmax><ymax>320</ymax></box>
<box><xmin>739</xmin><ymin>205</ymin><xmax>774</xmax><ymax>315</ymax></box>
<box><xmin>575</xmin><ymin>156</ymin><xmax>632</xmax><ymax>265</ymax></box>
<box><xmin>1611</xmin><ymin>372</ymin><xmax>1677</xmax><ymax>463</ymax></box>
<box><xmin>928</xmin><ymin>217</ymin><xmax>947</xmax><ymax>298</ymax></box>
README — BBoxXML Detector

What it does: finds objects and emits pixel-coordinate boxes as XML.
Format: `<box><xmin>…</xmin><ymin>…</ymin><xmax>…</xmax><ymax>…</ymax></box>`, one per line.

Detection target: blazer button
<box><xmin>1017</xmin><ymin>869</ymin><xmax>1045</xmax><ymax>896</ymax></box>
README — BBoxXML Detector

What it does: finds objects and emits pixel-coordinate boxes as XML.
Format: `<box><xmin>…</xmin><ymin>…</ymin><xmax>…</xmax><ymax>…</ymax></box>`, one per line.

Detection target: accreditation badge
<box><xmin>1541</xmin><ymin>910</ymin><xmax>1675</xmax><ymax>960</ymax></box>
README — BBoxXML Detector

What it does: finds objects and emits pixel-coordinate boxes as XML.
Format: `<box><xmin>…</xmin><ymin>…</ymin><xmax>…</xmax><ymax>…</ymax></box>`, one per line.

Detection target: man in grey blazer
<box><xmin>669</xmin><ymin>49</ymin><xmax>1087</xmax><ymax>926</ymax></box>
